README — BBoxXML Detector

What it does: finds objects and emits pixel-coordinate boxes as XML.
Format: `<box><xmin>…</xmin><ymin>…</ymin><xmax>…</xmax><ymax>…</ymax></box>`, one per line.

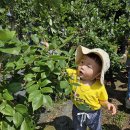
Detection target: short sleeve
<box><xmin>98</xmin><ymin>85</ymin><xmax>108</xmax><ymax>101</ymax></box>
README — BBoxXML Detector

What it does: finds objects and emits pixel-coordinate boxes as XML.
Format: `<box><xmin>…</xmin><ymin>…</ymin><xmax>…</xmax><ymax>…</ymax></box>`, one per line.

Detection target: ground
<box><xmin>36</xmin><ymin>71</ymin><xmax>130</xmax><ymax>130</ymax></box>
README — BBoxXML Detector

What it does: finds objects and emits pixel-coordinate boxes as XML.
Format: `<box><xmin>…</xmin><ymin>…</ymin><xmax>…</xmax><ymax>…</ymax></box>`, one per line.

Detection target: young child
<box><xmin>66</xmin><ymin>45</ymin><xmax>116</xmax><ymax>130</ymax></box>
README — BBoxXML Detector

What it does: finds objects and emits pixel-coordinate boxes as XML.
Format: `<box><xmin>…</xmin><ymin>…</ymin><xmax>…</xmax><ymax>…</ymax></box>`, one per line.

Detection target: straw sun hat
<box><xmin>75</xmin><ymin>45</ymin><xmax>110</xmax><ymax>84</ymax></box>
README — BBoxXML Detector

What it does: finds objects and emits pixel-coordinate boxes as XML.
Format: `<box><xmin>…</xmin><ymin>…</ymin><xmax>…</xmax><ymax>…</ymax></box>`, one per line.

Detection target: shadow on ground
<box><xmin>40</xmin><ymin>116</ymin><xmax>121</xmax><ymax>130</ymax></box>
<box><xmin>39</xmin><ymin>116</ymin><xmax>73</xmax><ymax>130</ymax></box>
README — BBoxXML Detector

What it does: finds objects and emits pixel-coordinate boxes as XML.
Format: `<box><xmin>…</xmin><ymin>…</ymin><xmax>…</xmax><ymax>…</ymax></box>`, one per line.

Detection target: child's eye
<box><xmin>87</xmin><ymin>65</ymin><xmax>92</xmax><ymax>68</ymax></box>
<box><xmin>81</xmin><ymin>60</ymin><xmax>84</xmax><ymax>64</ymax></box>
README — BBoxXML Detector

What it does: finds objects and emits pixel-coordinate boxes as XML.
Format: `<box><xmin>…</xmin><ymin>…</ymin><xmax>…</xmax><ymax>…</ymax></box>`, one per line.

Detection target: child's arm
<box><xmin>99</xmin><ymin>100</ymin><xmax>116</xmax><ymax>115</ymax></box>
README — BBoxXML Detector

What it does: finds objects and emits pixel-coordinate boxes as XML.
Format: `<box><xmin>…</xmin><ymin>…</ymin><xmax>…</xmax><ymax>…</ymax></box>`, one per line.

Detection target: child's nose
<box><xmin>80</xmin><ymin>66</ymin><xmax>84</xmax><ymax>70</ymax></box>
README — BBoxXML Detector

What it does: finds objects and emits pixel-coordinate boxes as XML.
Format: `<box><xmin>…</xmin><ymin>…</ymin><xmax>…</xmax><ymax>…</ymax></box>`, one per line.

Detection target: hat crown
<box><xmin>91</xmin><ymin>48</ymin><xmax>110</xmax><ymax>73</ymax></box>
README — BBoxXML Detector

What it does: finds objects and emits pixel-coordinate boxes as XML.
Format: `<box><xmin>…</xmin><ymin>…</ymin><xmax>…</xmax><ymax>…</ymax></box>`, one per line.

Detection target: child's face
<box><xmin>78</xmin><ymin>55</ymin><xmax>101</xmax><ymax>81</ymax></box>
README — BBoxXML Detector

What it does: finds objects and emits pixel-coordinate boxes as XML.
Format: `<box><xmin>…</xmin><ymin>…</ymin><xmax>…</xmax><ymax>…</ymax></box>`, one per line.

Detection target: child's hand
<box><xmin>99</xmin><ymin>100</ymin><xmax>117</xmax><ymax>115</ymax></box>
<box><xmin>107</xmin><ymin>102</ymin><xmax>116</xmax><ymax>115</ymax></box>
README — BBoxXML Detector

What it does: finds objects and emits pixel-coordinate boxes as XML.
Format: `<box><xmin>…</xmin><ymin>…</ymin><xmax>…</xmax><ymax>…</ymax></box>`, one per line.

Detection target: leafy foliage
<box><xmin>0</xmin><ymin>0</ymin><xmax>130</xmax><ymax>129</ymax></box>
<box><xmin>0</xmin><ymin>30</ymin><xmax>72</xmax><ymax>129</ymax></box>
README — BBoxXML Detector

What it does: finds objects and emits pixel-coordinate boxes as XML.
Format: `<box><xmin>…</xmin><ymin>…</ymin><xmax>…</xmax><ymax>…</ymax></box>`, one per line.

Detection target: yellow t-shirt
<box><xmin>66</xmin><ymin>68</ymin><xmax>108</xmax><ymax>111</ymax></box>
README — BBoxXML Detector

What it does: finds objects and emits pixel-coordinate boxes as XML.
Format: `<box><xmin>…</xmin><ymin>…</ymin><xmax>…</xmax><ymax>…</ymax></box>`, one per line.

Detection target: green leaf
<box><xmin>3</xmin><ymin>89</ymin><xmax>14</xmax><ymax>101</ymax></box>
<box><xmin>24</xmin><ymin>74</ymin><xmax>36</xmax><ymax>82</ymax></box>
<box><xmin>51</xmin><ymin>27</ymin><xmax>56</xmax><ymax>33</ymax></box>
<box><xmin>20</xmin><ymin>119</ymin><xmax>30</xmax><ymax>130</ymax></box>
<box><xmin>69</xmin><ymin>47</ymin><xmax>75</xmax><ymax>55</ymax></box>
<box><xmin>24</xmin><ymin>56</ymin><xmax>35</xmax><ymax>64</ymax></box>
<box><xmin>0</xmin><ymin>47</ymin><xmax>21</xmax><ymax>55</ymax></box>
<box><xmin>0</xmin><ymin>30</ymin><xmax>15</xmax><ymax>41</ymax></box>
<box><xmin>46</xmin><ymin>60</ymin><xmax>54</xmax><ymax>71</ymax></box>
<box><xmin>7</xmin><ymin>82</ymin><xmax>22</xmax><ymax>93</ymax></box>
<box><xmin>49</xmin><ymin>42</ymin><xmax>58</xmax><ymax>49</ymax></box>
<box><xmin>32</xmin><ymin>67</ymin><xmax>40</xmax><ymax>72</ymax></box>
<box><xmin>0</xmin><ymin>41</ymin><xmax>4</xmax><ymax>47</ymax></box>
<box><xmin>0</xmin><ymin>8</ymin><xmax>5</xmax><ymax>13</ymax></box>
<box><xmin>53</xmin><ymin>68</ymin><xmax>61</xmax><ymax>75</ymax></box>
<box><xmin>5</xmin><ymin>116</ymin><xmax>13</xmax><ymax>123</ymax></box>
<box><xmin>65</xmin><ymin>86</ymin><xmax>72</xmax><ymax>95</ymax></box>
<box><xmin>1</xmin><ymin>104</ymin><xmax>14</xmax><ymax>116</ymax></box>
<box><xmin>15</xmin><ymin>104</ymin><xmax>28</xmax><ymax>114</ymax></box>
<box><xmin>15</xmin><ymin>64</ymin><xmax>25</xmax><ymax>70</ymax></box>
<box><xmin>28</xmin><ymin>90</ymin><xmax>41</xmax><ymax>102</ymax></box>
<box><xmin>60</xmin><ymin>80</ymin><xmax>70</xmax><ymax>89</ymax></box>
<box><xmin>0</xmin><ymin>93</ymin><xmax>3</xmax><ymax>100</ymax></box>
<box><xmin>59</xmin><ymin>35</ymin><xmax>73</xmax><ymax>48</ymax></box>
<box><xmin>43</xmin><ymin>95</ymin><xmax>53</xmax><ymax>108</ymax></box>
<box><xmin>15</xmin><ymin>58</ymin><xmax>25</xmax><ymax>70</ymax></box>
<box><xmin>6</xmin><ymin>62</ymin><xmax>15</xmax><ymax>69</ymax></box>
<box><xmin>41</xmin><ymin>72</ymin><xmax>47</xmax><ymax>79</ymax></box>
<box><xmin>41</xmin><ymin>87</ymin><xmax>53</xmax><ymax>93</ymax></box>
<box><xmin>8</xmin><ymin>126</ymin><xmax>16</xmax><ymax>130</ymax></box>
<box><xmin>40</xmin><ymin>79</ymin><xmax>51</xmax><ymax>87</ymax></box>
<box><xmin>13</xmin><ymin>112</ymin><xmax>23</xmax><ymax>128</ymax></box>
<box><xmin>20</xmin><ymin>117</ymin><xmax>35</xmax><ymax>130</ymax></box>
<box><xmin>58</xmin><ymin>60</ymin><xmax>66</xmax><ymax>68</ymax></box>
<box><xmin>0</xmin><ymin>102</ymin><xmax>6</xmax><ymax>111</ymax></box>
<box><xmin>49</xmin><ymin>55</ymin><xmax>68</xmax><ymax>60</ymax></box>
<box><xmin>1</xmin><ymin>122</ymin><xmax>16</xmax><ymax>130</ymax></box>
<box><xmin>26</xmin><ymin>84</ymin><xmax>39</xmax><ymax>93</ymax></box>
<box><xmin>25</xmin><ymin>81</ymin><xmax>35</xmax><ymax>88</ymax></box>
<box><xmin>0</xmin><ymin>121</ymin><xmax>7</xmax><ymax>130</ymax></box>
<box><xmin>49</xmin><ymin>18</ymin><xmax>53</xmax><ymax>26</ymax></box>
<box><xmin>31</xmin><ymin>34</ymin><xmax>39</xmax><ymax>44</ymax></box>
<box><xmin>32</xmin><ymin>93</ymin><xmax>43</xmax><ymax>111</ymax></box>
<box><xmin>62</xmin><ymin>51</ymin><xmax>70</xmax><ymax>56</ymax></box>
<box><xmin>34</xmin><ymin>61</ymin><xmax>46</xmax><ymax>66</ymax></box>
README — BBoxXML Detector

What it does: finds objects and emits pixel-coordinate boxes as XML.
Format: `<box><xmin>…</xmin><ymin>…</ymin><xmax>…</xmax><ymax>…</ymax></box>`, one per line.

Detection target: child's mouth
<box><xmin>79</xmin><ymin>71</ymin><xmax>83</xmax><ymax>75</ymax></box>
